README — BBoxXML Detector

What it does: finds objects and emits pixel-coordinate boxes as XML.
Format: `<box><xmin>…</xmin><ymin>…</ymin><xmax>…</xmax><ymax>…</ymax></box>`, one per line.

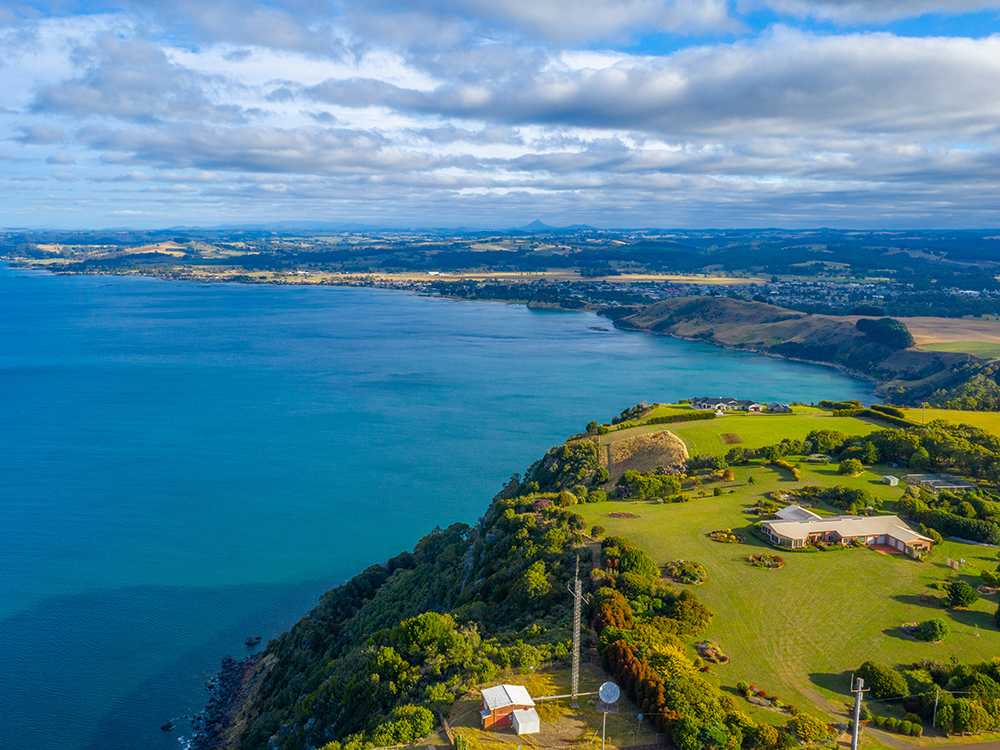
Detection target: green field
<box><xmin>919</xmin><ymin>341</ymin><xmax>1000</xmax><ymax>360</ymax></box>
<box><xmin>577</xmin><ymin>421</ymin><xmax>1000</xmax><ymax>730</ymax></box>
<box><xmin>605</xmin><ymin>411</ymin><xmax>880</xmax><ymax>457</ymax></box>
<box><xmin>577</xmin><ymin>463</ymin><xmax>997</xmax><ymax>719</ymax></box>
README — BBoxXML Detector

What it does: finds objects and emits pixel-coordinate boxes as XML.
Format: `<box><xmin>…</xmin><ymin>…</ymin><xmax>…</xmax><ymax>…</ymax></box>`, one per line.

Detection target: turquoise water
<box><xmin>0</xmin><ymin>266</ymin><xmax>874</xmax><ymax>750</ymax></box>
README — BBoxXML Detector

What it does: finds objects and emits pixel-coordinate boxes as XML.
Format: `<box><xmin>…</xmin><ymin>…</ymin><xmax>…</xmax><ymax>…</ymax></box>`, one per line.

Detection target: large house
<box><xmin>480</xmin><ymin>684</ymin><xmax>539</xmax><ymax>734</ymax></box>
<box><xmin>761</xmin><ymin>505</ymin><xmax>933</xmax><ymax>554</ymax></box>
<box><xmin>690</xmin><ymin>397</ymin><xmax>762</xmax><ymax>412</ymax></box>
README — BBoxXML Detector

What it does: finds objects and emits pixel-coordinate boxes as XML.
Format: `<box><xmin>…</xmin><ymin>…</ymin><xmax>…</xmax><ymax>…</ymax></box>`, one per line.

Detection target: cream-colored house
<box><xmin>761</xmin><ymin>505</ymin><xmax>933</xmax><ymax>554</ymax></box>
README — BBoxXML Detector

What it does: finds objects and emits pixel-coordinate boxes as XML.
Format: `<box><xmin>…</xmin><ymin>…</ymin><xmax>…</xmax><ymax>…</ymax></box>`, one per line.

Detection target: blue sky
<box><xmin>2</xmin><ymin>0</ymin><xmax>1000</xmax><ymax>229</ymax></box>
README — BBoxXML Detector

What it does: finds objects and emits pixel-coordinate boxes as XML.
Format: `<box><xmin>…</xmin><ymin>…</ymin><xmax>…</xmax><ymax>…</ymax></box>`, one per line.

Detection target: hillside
<box><xmin>620</xmin><ymin>298</ymin><xmax>1000</xmax><ymax>408</ymax></box>
<box><xmin>209</xmin><ymin>406</ymin><xmax>1000</xmax><ymax>750</ymax></box>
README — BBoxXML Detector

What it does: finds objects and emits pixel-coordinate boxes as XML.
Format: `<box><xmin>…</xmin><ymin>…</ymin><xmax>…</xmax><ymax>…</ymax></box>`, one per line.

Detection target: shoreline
<box><xmin>611</xmin><ymin>318</ymin><xmax>881</xmax><ymax>388</ymax></box>
<box><xmin>2</xmin><ymin>261</ymin><xmax>882</xmax><ymax>396</ymax></box>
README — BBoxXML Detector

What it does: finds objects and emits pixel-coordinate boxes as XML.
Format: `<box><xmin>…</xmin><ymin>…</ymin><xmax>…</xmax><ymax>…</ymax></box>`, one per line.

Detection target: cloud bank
<box><xmin>1</xmin><ymin>1</ymin><xmax>999</xmax><ymax>227</ymax></box>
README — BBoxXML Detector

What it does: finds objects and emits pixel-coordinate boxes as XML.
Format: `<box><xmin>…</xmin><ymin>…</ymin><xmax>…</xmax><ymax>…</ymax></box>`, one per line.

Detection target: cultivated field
<box><xmin>899</xmin><ymin>406</ymin><xmax>1000</xmax><ymax>435</ymax></box>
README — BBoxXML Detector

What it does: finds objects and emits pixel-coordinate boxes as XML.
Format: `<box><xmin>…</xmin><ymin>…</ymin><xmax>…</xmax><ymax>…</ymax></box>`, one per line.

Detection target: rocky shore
<box><xmin>188</xmin><ymin>654</ymin><xmax>261</xmax><ymax>749</ymax></box>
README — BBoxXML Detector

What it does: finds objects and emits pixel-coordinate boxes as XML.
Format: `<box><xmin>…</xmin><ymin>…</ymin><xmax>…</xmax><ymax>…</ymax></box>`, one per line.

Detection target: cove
<box><xmin>0</xmin><ymin>266</ymin><xmax>874</xmax><ymax>750</ymax></box>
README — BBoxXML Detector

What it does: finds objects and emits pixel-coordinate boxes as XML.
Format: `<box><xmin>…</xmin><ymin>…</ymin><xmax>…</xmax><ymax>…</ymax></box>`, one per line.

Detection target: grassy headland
<box><xmin>211</xmin><ymin>404</ymin><xmax>1000</xmax><ymax>750</ymax></box>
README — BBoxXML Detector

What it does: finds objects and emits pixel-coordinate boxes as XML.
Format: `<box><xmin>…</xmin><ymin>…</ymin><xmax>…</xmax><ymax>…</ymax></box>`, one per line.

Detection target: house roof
<box><xmin>763</xmin><ymin>514</ymin><xmax>933</xmax><ymax>545</ymax></box>
<box><xmin>481</xmin><ymin>684</ymin><xmax>535</xmax><ymax>711</ymax></box>
<box><xmin>775</xmin><ymin>504</ymin><xmax>821</xmax><ymax>522</ymax></box>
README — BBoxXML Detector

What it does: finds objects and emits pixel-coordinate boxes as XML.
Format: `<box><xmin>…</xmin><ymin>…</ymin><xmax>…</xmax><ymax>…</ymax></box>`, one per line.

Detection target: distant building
<box><xmin>691</xmin><ymin>397</ymin><xmax>763</xmax><ymax>412</ymax></box>
<box><xmin>767</xmin><ymin>402</ymin><xmax>792</xmax><ymax>413</ymax></box>
<box><xmin>905</xmin><ymin>473</ymin><xmax>977</xmax><ymax>494</ymax></box>
<box><xmin>481</xmin><ymin>685</ymin><xmax>538</xmax><ymax>732</ymax></box>
<box><xmin>883</xmin><ymin>475</ymin><xmax>899</xmax><ymax>487</ymax></box>
<box><xmin>760</xmin><ymin>505</ymin><xmax>932</xmax><ymax>554</ymax></box>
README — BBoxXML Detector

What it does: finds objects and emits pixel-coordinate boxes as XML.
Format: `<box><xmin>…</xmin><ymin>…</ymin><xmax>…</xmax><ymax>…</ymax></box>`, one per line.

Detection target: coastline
<box><xmin>611</xmin><ymin>318</ymin><xmax>881</xmax><ymax>388</ymax></box>
<box><xmin>3</xmin><ymin>261</ymin><xmax>882</xmax><ymax>395</ymax></box>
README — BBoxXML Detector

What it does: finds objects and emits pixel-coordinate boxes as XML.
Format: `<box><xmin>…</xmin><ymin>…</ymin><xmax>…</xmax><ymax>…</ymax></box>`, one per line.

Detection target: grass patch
<box><xmin>919</xmin><ymin>341</ymin><xmax>1000</xmax><ymax>359</ymax></box>
<box><xmin>663</xmin><ymin>412</ymin><xmax>878</xmax><ymax>457</ymax></box>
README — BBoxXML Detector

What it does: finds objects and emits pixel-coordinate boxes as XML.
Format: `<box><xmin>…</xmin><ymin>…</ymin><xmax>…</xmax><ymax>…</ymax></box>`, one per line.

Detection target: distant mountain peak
<box><xmin>519</xmin><ymin>219</ymin><xmax>552</xmax><ymax>231</ymax></box>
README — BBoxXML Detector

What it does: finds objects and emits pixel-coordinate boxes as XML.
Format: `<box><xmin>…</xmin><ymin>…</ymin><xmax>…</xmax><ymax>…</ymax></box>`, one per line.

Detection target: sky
<box><xmin>2</xmin><ymin>1</ymin><xmax>1000</xmax><ymax>229</ymax></box>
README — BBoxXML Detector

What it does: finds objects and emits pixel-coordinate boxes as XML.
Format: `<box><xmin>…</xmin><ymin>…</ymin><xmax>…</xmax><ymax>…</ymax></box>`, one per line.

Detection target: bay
<box><xmin>0</xmin><ymin>266</ymin><xmax>873</xmax><ymax>750</ymax></box>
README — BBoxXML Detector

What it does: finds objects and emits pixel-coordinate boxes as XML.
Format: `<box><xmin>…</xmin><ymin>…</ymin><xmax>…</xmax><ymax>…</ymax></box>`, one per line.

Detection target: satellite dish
<box><xmin>598</xmin><ymin>682</ymin><xmax>620</xmax><ymax>704</ymax></box>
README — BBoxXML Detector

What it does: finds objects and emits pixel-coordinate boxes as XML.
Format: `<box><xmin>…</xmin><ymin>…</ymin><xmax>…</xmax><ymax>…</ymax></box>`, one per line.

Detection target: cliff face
<box><xmin>619</xmin><ymin>297</ymin><xmax>989</xmax><ymax>406</ymax></box>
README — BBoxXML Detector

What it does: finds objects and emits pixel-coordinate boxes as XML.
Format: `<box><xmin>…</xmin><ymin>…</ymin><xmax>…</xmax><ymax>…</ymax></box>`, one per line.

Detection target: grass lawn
<box><xmin>898</xmin><ymin>406</ymin><xmax>1000</xmax><ymax>437</ymax></box>
<box><xmin>662</xmin><ymin>412</ymin><xmax>880</xmax><ymax>457</ymax></box>
<box><xmin>919</xmin><ymin>341</ymin><xmax>1000</xmax><ymax>360</ymax></box>
<box><xmin>575</xmin><ymin>459</ymin><xmax>1000</xmax><ymax>728</ymax></box>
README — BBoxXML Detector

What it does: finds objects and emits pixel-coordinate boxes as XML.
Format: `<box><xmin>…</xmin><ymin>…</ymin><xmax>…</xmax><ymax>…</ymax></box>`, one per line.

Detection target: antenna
<box><xmin>850</xmin><ymin>677</ymin><xmax>869</xmax><ymax>750</ymax></box>
<box><xmin>567</xmin><ymin>556</ymin><xmax>590</xmax><ymax>708</ymax></box>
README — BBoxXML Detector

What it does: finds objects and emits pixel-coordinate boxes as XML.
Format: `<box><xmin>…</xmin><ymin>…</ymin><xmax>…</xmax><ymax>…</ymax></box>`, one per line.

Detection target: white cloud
<box><xmin>748</xmin><ymin>0</ymin><xmax>1000</xmax><ymax>24</ymax></box>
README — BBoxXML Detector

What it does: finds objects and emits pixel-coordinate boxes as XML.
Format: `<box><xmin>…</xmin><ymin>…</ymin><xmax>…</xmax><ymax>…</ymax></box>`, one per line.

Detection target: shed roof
<box><xmin>481</xmin><ymin>685</ymin><xmax>535</xmax><ymax>711</ymax></box>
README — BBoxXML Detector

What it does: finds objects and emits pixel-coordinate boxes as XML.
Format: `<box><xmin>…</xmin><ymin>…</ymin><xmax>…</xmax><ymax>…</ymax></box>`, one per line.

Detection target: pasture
<box><xmin>603</xmin><ymin>411</ymin><xmax>880</xmax><ymax>458</ymax></box>
<box><xmin>575</xmin><ymin>459</ymin><xmax>999</xmax><ymax>724</ymax></box>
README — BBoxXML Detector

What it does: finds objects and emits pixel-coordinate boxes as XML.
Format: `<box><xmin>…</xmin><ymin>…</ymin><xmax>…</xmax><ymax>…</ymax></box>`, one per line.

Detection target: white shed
<box><xmin>883</xmin><ymin>475</ymin><xmax>899</xmax><ymax>486</ymax></box>
<box><xmin>512</xmin><ymin>708</ymin><xmax>540</xmax><ymax>735</ymax></box>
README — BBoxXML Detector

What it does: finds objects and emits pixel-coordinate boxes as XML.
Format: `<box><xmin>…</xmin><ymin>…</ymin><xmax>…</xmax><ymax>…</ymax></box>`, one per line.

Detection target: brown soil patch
<box><xmin>606</xmin><ymin>512</ymin><xmax>640</xmax><ymax>519</ymax></box>
<box><xmin>721</xmin><ymin>433</ymin><xmax>742</xmax><ymax>445</ymax></box>
<box><xmin>606</xmin><ymin>430</ymin><xmax>687</xmax><ymax>482</ymax></box>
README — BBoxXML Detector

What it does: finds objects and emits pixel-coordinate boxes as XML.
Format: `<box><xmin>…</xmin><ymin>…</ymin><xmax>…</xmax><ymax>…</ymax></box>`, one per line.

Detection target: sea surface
<box><xmin>0</xmin><ymin>266</ymin><xmax>874</xmax><ymax>750</ymax></box>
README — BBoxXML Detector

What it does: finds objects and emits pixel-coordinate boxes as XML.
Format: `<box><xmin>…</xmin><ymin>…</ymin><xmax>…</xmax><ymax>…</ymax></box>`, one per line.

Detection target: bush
<box><xmin>839</xmin><ymin>458</ymin><xmax>864</xmax><ymax>477</ymax></box>
<box><xmin>858</xmin><ymin>661</ymin><xmax>909</xmax><ymax>699</ymax></box>
<box><xmin>899</xmin><ymin>720</ymin><xmax>912</xmax><ymax>735</ymax></box>
<box><xmin>591</xmin><ymin>525</ymin><xmax>606</xmax><ymax>538</ymax></box>
<box><xmin>915</xmin><ymin>618</ymin><xmax>949</xmax><ymax>642</ymax></box>
<box><xmin>948</xmin><ymin>580</ymin><xmax>980</xmax><ymax>608</ymax></box>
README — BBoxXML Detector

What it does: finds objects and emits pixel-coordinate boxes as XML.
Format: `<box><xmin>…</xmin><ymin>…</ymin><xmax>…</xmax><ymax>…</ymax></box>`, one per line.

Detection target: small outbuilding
<box><xmin>512</xmin><ymin>708</ymin><xmax>541</xmax><ymax>735</ymax></box>
<box><xmin>883</xmin><ymin>475</ymin><xmax>899</xmax><ymax>486</ymax></box>
<box><xmin>480</xmin><ymin>685</ymin><xmax>536</xmax><ymax>731</ymax></box>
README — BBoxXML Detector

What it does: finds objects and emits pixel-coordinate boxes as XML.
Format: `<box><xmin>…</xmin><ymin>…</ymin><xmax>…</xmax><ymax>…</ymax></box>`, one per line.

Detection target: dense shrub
<box><xmin>915</xmin><ymin>619</ymin><xmax>949</xmax><ymax>642</ymax></box>
<box><xmin>839</xmin><ymin>458</ymin><xmax>864</xmax><ymax>476</ymax></box>
<box><xmin>857</xmin><ymin>661</ymin><xmax>909</xmax><ymax>699</ymax></box>
<box><xmin>948</xmin><ymin>580</ymin><xmax>980</xmax><ymax>608</ymax></box>
<box><xmin>856</xmin><ymin>317</ymin><xmax>916</xmax><ymax>349</ymax></box>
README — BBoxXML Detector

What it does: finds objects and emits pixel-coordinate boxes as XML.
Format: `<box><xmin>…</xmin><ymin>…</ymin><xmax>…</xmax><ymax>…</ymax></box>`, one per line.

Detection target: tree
<box><xmin>586</xmin><ymin>420</ymin><xmax>599</xmax><ymax>433</ymax></box>
<box><xmin>862</xmin><ymin>442</ymin><xmax>880</xmax><ymax>464</ymax></box>
<box><xmin>806</xmin><ymin>429</ymin><xmax>847</xmax><ymax>454</ymax></box>
<box><xmin>948</xmin><ymin>580</ymin><xmax>979</xmax><ymax>608</ymax></box>
<box><xmin>857</xmin><ymin>661</ymin><xmax>909</xmax><ymax>699</ymax></box>
<box><xmin>839</xmin><ymin>458</ymin><xmax>863</xmax><ymax>477</ymax></box>
<box><xmin>513</xmin><ymin>561</ymin><xmax>551</xmax><ymax>603</ymax></box>
<box><xmin>910</xmin><ymin>447</ymin><xmax>930</xmax><ymax>470</ymax></box>
<box><xmin>721</xmin><ymin>468</ymin><xmax>735</xmax><ymax>482</ymax></box>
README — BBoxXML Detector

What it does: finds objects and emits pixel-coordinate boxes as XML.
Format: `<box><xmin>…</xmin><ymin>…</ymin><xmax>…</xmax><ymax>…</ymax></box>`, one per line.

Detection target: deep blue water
<box><xmin>0</xmin><ymin>266</ymin><xmax>874</xmax><ymax>750</ymax></box>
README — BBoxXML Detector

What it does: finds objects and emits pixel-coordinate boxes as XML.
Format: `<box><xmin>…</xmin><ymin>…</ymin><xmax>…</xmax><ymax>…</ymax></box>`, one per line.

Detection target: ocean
<box><xmin>0</xmin><ymin>266</ymin><xmax>874</xmax><ymax>750</ymax></box>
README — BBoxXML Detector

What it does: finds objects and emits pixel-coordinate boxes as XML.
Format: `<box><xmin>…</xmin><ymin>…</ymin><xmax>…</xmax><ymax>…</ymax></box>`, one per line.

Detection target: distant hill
<box><xmin>621</xmin><ymin>297</ymin><xmax>992</xmax><ymax>406</ymax></box>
